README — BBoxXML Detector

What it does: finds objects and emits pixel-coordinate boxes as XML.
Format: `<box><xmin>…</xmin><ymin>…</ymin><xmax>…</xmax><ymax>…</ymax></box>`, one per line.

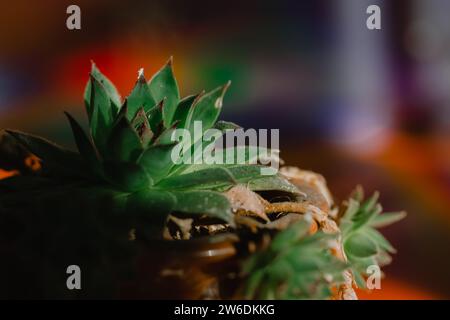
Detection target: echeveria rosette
<box><xmin>340</xmin><ymin>187</ymin><xmax>406</xmax><ymax>288</ymax></box>
<box><xmin>241</xmin><ymin>218</ymin><xmax>348</xmax><ymax>300</ymax></box>
<box><xmin>3</xmin><ymin>58</ymin><xmax>298</xmax><ymax>235</ymax></box>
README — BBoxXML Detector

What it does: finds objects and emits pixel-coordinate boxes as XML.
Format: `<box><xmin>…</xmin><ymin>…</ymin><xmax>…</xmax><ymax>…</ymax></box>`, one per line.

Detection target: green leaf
<box><xmin>126</xmin><ymin>189</ymin><xmax>176</xmax><ymax>226</ymax></box>
<box><xmin>127</xmin><ymin>189</ymin><xmax>175</xmax><ymax>214</ymax></box>
<box><xmin>85</xmin><ymin>62</ymin><xmax>121</xmax><ymax>113</ymax></box>
<box><xmin>340</xmin><ymin>186</ymin><xmax>405</xmax><ymax>291</ymax></box>
<box><xmin>153</xmin><ymin>126</ymin><xmax>178</xmax><ymax>146</ymax></box>
<box><xmin>203</xmin><ymin>146</ymin><xmax>276</xmax><ymax>168</ymax></box>
<box><xmin>126</xmin><ymin>71</ymin><xmax>156</xmax><ymax>119</ymax></box>
<box><xmin>351</xmin><ymin>256</ymin><xmax>377</xmax><ymax>278</ymax></box>
<box><xmin>155</xmin><ymin>167</ymin><xmax>236</xmax><ymax>190</ymax></box>
<box><xmin>5</xmin><ymin>130</ymin><xmax>86</xmax><ymax>177</ymax></box>
<box><xmin>168</xmin><ymin>121</ymin><xmax>251</xmax><ymax>177</ymax></box>
<box><xmin>243</xmin><ymin>270</ymin><xmax>264</xmax><ymax>299</ymax></box>
<box><xmin>241</xmin><ymin>219</ymin><xmax>344</xmax><ymax>300</ymax></box>
<box><xmin>185</xmin><ymin>82</ymin><xmax>230</xmax><ymax>132</ymax></box>
<box><xmin>131</xmin><ymin>107</ymin><xmax>153</xmax><ymax>147</ymax></box>
<box><xmin>146</xmin><ymin>99</ymin><xmax>164</xmax><ymax>133</ymax></box>
<box><xmin>64</xmin><ymin>112</ymin><xmax>102</xmax><ymax>175</ymax></box>
<box><xmin>248</xmin><ymin>175</ymin><xmax>300</xmax><ymax>194</ymax></box>
<box><xmin>172</xmin><ymin>145</ymin><xmax>275</xmax><ymax>176</ymax></box>
<box><xmin>165</xmin><ymin>165</ymin><xmax>267</xmax><ymax>191</ymax></box>
<box><xmin>364</xmin><ymin>227</ymin><xmax>396</xmax><ymax>253</ymax></box>
<box><xmin>343</xmin><ymin>199</ymin><xmax>360</xmax><ymax>221</ymax></box>
<box><xmin>340</xmin><ymin>199</ymin><xmax>361</xmax><ymax>236</ymax></box>
<box><xmin>104</xmin><ymin>161</ymin><xmax>152</xmax><ymax>191</ymax></box>
<box><xmin>259</xmin><ymin>281</ymin><xmax>276</xmax><ymax>300</ymax></box>
<box><xmin>376</xmin><ymin>250</ymin><xmax>393</xmax><ymax>266</ymax></box>
<box><xmin>349</xmin><ymin>185</ymin><xmax>364</xmax><ymax>202</ymax></box>
<box><xmin>352</xmin><ymin>269</ymin><xmax>367</xmax><ymax>288</ymax></box>
<box><xmin>148</xmin><ymin>58</ymin><xmax>180</xmax><ymax>127</ymax></box>
<box><xmin>271</xmin><ymin>219</ymin><xmax>311</xmax><ymax>251</ymax></box>
<box><xmin>345</xmin><ymin>232</ymin><xmax>378</xmax><ymax>258</ymax></box>
<box><xmin>227</xmin><ymin>164</ymin><xmax>276</xmax><ymax>180</ymax></box>
<box><xmin>172</xmin><ymin>94</ymin><xmax>198</xmax><ymax>128</ymax></box>
<box><xmin>369</xmin><ymin>211</ymin><xmax>407</xmax><ymax>228</ymax></box>
<box><xmin>268</xmin><ymin>259</ymin><xmax>294</xmax><ymax>282</ymax></box>
<box><xmin>213</xmin><ymin>120</ymin><xmax>241</xmax><ymax>131</ymax></box>
<box><xmin>107</xmin><ymin>112</ymin><xmax>143</xmax><ymax>162</ymax></box>
<box><xmin>171</xmin><ymin>190</ymin><xmax>233</xmax><ymax>223</ymax></box>
<box><xmin>138</xmin><ymin>144</ymin><xmax>177</xmax><ymax>184</ymax></box>
<box><xmin>351</xmin><ymin>203</ymin><xmax>382</xmax><ymax>232</ymax></box>
<box><xmin>88</xmin><ymin>75</ymin><xmax>116</xmax><ymax>155</ymax></box>
<box><xmin>174</xmin><ymin>147</ymin><xmax>285</xmax><ymax>186</ymax></box>
<box><xmin>287</xmin><ymin>250</ymin><xmax>329</xmax><ymax>273</ymax></box>
<box><xmin>357</xmin><ymin>191</ymin><xmax>379</xmax><ymax>218</ymax></box>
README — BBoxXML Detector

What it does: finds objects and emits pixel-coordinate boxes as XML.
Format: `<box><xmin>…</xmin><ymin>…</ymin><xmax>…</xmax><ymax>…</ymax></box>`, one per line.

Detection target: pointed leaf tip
<box><xmin>158</xmin><ymin>97</ymin><xmax>166</xmax><ymax>110</ymax></box>
<box><xmin>137</xmin><ymin>68</ymin><xmax>145</xmax><ymax>81</ymax></box>
<box><xmin>64</xmin><ymin>112</ymin><xmax>102</xmax><ymax>175</ymax></box>
<box><xmin>166</xmin><ymin>56</ymin><xmax>173</xmax><ymax>66</ymax></box>
<box><xmin>215</xmin><ymin>82</ymin><xmax>231</xmax><ymax>109</ymax></box>
<box><xmin>148</xmin><ymin>59</ymin><xmax>180</xmax><ymax>127</ymax></box>
<box><xmin>126</xmin><ymin>71</ymin><xmax>156</xmax><ymax>118</ymax></box>
<box><xmin>87</xmin><ymin>63</ymin><xmax>121</xmax><ymax>113</ymax></box>
<box><xmin>184</xmin><ymin>84</ymin><xmax>229</xmax><ymax>131</ymax></box>
<box><xmin>91</xmin><ymin>60</ymin><xmax>98</xmax><ymax>70</ymax></box>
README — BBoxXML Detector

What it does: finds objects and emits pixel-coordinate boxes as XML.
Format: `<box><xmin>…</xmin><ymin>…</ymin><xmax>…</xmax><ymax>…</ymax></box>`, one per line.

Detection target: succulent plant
<box><xmin>241</xmin><ymin>218</ymin><xmax>348</xmax><ymax>299</ymax></box>
<box><xmin>2</xmin><ymin>59</ymin><xmax>297</xmax><ymax>233</ymax></box>
<box><xmin>240</xmin><ymin>183</ymin><xmax>406</xmax><ymax>299</ymax></box>
<box><xmin>340</xmin><ymin>187</ymin><xmax>407</xmax><ymax>288</ymax></box>
<box><xmin>0</xmin><ymin>59</ymin><xmax>405</xmax><ymax>299</ymax></box>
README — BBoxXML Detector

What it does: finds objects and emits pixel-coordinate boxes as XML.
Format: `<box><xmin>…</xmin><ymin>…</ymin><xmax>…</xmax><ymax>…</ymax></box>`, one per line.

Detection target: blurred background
<box><xmin>1</xmin><ymin>0</ymin><xmax>449</xmax><ymax>299</ymax></box>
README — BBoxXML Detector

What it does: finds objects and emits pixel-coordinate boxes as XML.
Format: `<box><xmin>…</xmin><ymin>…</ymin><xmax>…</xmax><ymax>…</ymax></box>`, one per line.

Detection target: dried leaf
<box><xmin>225</xmin><ymin>185</ymin><xmax>269</xmax><ymax>222</ymax></box>
<box><xmin>280</xmin><ymin>167</ymin><xmax>333</xmax><ymax>209</ymax></box>
<box><xmin>264</xmin><ymin>213</ymin><xmax>303</xmax><ymax>230</ymax></box>
<box><xmin>167</xmin><ymin>214</ymin><xmax>193</xmax><ymax>240</ymax></box>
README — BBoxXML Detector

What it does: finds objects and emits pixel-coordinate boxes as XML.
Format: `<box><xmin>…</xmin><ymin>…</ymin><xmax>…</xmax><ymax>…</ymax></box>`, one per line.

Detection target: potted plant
<box><xmin>0</xmin><ymin>58</ymin><xmax>405</xmax><ymax>299</ymax></box>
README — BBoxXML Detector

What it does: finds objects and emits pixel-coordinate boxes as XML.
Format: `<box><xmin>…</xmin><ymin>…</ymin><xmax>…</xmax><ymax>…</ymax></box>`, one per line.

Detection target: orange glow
<box><xmin>352</xmin><ymin>133</ymin><xmax>450</xmax><ymax>226</ymax></box>
<box><xmin>356</xmin><ymin>278</ymin><xmax>440</xmax><ymax>300</ymax></box>
<box><xmin>24</xmin><ymin>154</ymin><xmax>41</xmax><ymax>171</ymax></box>
<box><xmin>52</xmin><ymin>43</ymin><xmax>184</xmax><ymax>101</ymax></box>
<box><xmin>0</xmin><ymin>169</ymin><xmax>19</xmax><ymax>180</ymax></box>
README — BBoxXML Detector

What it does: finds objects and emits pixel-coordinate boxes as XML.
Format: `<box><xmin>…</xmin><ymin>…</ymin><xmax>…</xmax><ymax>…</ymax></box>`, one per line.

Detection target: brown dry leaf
<box><xmin>166</xmin><ymin>215</ymin><xmax>193</xmax><ymax>240</ymax></box>
<box><xmin>273</xmin><ymin>202</ymin><xmax>330</xmax><ymax>223</ymax></box>
<box><xmin>225</xmin><ymin>185</ymin><xmax>269</xmax><ymax>222</ymax></box>
<box><xmin>194</xmin><ymin>224</ymin><xmax>229</xmax><ymax>236</ymax></box>
<box><xmin>280</xmin><ymin>167</ymin><xmax>333</xmax><ymax>211</ymax></box>
<box><xmin>233</xmin><ymin>215</ymin><xmax>264</xmax><ymax>232</ymax></box>
<box><xmin>264</xmin><ymin>213</ymin><xmax>304</xmax><ymax>230</ymax></box>
<box><xmin>320</xmin><ymin>218</ymin><xmax>340</xmax><ymax>234</ymax></box>
<box><xmin>340</xmin><ymin>270</ymin><xmax>358</xmax><ymax>300</ymax></box>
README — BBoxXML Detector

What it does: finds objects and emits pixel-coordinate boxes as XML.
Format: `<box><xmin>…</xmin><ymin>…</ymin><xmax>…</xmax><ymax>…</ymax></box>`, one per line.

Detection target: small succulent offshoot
<box><xmin>0</xmin><ymin>58</ymin><xmax>405</xmax><ymax>299</ymax></box>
